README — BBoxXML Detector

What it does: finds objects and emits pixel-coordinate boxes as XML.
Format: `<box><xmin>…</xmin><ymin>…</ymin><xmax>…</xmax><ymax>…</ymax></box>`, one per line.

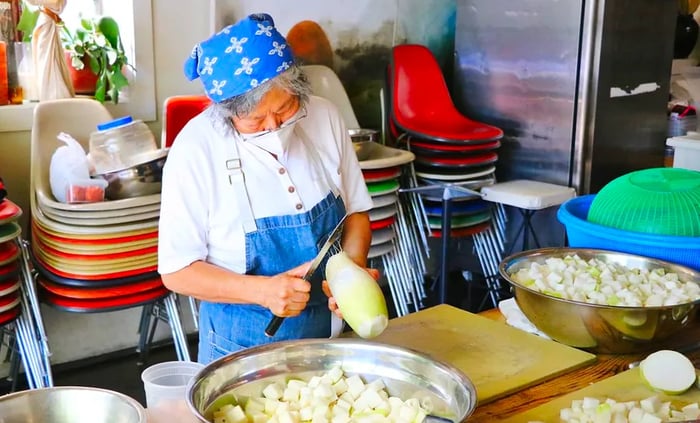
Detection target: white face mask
<box><xmin>242</xmin><ymin>123</ymin><xmax>297</xmax><ymax>157</ymax></box>
<box><xmin>239</xmin><ymin>105</ymin><xmax>306</xmax><ymax>155</ymax></box>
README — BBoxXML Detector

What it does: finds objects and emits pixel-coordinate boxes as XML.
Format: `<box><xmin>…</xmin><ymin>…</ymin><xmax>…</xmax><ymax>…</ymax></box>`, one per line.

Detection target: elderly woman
<box><xmin>157</xmin><ymin>13</ymin><xmax>376</xmax><ymax>363</ymax></box>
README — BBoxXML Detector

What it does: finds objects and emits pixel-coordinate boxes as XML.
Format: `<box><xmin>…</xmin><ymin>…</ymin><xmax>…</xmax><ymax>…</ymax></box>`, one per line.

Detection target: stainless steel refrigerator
<box><xmin>453</xmin><ymin>0</ymin><xmax>676</xmax><ymax>195</ymax></box>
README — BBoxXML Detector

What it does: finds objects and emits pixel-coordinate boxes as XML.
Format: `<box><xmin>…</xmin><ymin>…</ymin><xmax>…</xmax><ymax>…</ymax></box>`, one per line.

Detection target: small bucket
<box><xmin>141</xmin><ymin>361</ymin><xmax>204</xmax><ymax>410</ymax></box>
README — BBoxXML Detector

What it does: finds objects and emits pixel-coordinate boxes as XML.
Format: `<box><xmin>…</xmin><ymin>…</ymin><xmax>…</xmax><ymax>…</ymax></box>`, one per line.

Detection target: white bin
<box><xmin>666</xmin><ymin>133</ymin><xmax>700</xmax><ymax>171</ymax></box>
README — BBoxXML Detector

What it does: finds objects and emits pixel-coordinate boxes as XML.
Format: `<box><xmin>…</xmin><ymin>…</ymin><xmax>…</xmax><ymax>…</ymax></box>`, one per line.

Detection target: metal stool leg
<box><xmin>136</xmin><ymin>304</ymin><xmax>154</xmax><ymax>365</ymax></box>
<box><xmin>164</xmin><ymin>293</ymin><xmax>191</xmax><ymax>361</ymax></box>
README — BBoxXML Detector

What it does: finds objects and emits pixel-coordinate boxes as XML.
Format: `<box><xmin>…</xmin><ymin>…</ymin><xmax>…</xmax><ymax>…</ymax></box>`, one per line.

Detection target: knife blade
<box><xmin>264</xmin><ymin>214</ymin><xmax>348</xmax><ymax>337</ymax></box>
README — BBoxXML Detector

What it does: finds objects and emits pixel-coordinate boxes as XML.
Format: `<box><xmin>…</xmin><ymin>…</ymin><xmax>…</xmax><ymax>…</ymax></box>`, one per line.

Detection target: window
<box><xmin>0</xmin><ymin>0</ymin><xmax>155</xmax><ymax>133</ymax></box>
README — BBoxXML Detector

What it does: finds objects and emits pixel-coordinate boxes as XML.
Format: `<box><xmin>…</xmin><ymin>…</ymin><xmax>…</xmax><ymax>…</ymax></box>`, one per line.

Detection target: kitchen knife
<box><xmin>264</xmin><ymin>214</ymin><xmax>348</xmax><ymax>337</ymax></box>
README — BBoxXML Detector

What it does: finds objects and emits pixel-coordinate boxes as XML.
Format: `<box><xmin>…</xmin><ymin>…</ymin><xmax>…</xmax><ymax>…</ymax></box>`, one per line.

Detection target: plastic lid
<box><xmin>97</xmin><ymin>116</ymin><xmax>134</xmax><ymax>131</ymax></box>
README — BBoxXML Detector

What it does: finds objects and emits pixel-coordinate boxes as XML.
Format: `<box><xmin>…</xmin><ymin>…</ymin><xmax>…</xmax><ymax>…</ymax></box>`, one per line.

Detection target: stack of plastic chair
<box><xmin>29</xmin><ymin>99</ymin><xmax>192</xmax><ymax>369</ymax></box>
<box><xmin>387</xmin><ymin>43</ymin><xmax>507</xmax><ymax>309</ymax></box>
<box><xmin>0</xmin><ymin>187</ymin><xmax>53</xmax><ymax>389</ymax></box>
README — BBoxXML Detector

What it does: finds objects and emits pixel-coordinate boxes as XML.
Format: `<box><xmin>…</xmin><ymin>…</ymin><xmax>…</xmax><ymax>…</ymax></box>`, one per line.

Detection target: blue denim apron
<box><xmin>198</xmin><ymin>126</ymin><xmax>346</xmax><ymax>364</ymax></box>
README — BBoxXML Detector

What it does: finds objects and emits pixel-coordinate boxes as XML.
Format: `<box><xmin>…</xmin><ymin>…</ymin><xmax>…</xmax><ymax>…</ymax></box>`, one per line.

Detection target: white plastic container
<box><xmin>141</xmin><ymin>361</ymin><xmax>204</xmax><ymax>410</ymax></box>
<box><xmin>666</xmin><ymin>133</ymin><xmax>700</xmax><ymax>171</ymax></box>
<box><xmin>88</xmin><ymin>116</ymin><xmax>157</xmax><ymax>175</ymax></box>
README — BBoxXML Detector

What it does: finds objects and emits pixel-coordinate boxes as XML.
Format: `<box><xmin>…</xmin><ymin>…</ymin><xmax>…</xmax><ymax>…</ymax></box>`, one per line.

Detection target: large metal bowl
<box><xmin>94</xmin><ymin>149</ymin><xmax>168</xmax><ymax>200</ymax></box>
<box><xmin>187</xmin><ymin>338</ymin><xmax>477</xmax><ymax>422</ymax></box>
<box><xmin>499</xmin><ymin>247</ymin><xmax>700</xmax><ymax>354</ymax></box>
<box><xmin>0</xmin><ymin>386</ymin><xmax>147</xmax><ymax>423</ymax></box>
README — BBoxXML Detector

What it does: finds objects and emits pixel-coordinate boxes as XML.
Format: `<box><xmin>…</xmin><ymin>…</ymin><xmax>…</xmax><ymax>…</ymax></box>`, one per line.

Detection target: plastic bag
<box><xmin>49</xmin><ymin>132</ymin><xmax>108</xmax><ymax>203</ymax></box>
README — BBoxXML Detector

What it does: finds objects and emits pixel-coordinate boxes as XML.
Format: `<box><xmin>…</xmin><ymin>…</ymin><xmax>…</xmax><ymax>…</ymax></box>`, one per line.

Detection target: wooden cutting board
<box><xmin>501</xmin><ymin>367</ymin><xmax>700</xmax><ymax>422</ymax></box>
<box><xmin>367</xmin><ymin>304</ymin><xmax>596</xmax><ymax>404</ymax></box>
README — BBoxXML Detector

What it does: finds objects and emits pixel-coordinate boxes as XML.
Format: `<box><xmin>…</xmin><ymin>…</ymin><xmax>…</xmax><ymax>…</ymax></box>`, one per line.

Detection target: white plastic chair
<box><xmin>302</xmin><ymin>64</ymin><xmax>360</xmax><ymax>129</ymax></box>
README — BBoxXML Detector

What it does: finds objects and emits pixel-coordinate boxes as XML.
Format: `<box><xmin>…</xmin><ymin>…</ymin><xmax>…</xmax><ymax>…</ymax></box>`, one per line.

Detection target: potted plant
<box><xmin>61</xmin><ymin>16</ymin><xmax>132</xmax><ymax>104</ymax></box>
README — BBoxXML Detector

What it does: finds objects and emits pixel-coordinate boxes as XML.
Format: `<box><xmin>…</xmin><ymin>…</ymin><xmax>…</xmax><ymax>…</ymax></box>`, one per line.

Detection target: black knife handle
<box><xmin>265</xmin><ymin>316</ymin><xmax>284</xmax><ymax>337</ymax></box>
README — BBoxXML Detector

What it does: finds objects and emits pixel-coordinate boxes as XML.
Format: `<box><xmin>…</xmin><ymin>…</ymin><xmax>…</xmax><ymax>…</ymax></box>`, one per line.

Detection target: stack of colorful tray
<box><xmin>28</xmin><ymin>98</ymin><xmax>192</xmax><ymax>364</ymax></box>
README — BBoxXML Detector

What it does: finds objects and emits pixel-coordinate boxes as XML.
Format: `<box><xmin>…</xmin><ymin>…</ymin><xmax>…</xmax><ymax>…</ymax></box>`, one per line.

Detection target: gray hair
<box><xmin>209</xmin><ymin>65</ymin><xmax>311</xmax><ymax>126</ymax></box>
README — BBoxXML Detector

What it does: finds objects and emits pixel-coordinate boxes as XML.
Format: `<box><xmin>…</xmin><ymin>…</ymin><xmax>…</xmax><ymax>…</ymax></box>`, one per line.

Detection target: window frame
<box><xmin>0</xmin><ymin>0</ymin><xmax>156</xmax><ymax>133</ymax></box>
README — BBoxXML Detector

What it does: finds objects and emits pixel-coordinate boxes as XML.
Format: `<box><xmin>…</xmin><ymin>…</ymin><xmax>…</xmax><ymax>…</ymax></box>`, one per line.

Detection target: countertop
<box><xmin>148</xmin><ymin>306</ymin><xmax>700</xmax><ymax>422</ymax></box>
<box><xmin>468</xmin><ymin>308</ymin><xmax>700</xmax><ymax>422</ymax></box>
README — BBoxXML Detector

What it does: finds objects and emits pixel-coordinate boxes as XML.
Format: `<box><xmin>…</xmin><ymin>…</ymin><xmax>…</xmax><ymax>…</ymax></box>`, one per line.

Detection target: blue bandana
<box><xmin>184</xmin><ymin>13</ymin><xmax>295</xmax><ymax>103</ymax></box>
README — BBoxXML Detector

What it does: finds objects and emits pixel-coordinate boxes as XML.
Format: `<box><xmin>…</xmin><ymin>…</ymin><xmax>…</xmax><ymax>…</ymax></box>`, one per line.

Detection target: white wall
<box><xmin>0</xmin><ymin>0</ymin><xmax>212</xmax><ymax>378</ymax></box>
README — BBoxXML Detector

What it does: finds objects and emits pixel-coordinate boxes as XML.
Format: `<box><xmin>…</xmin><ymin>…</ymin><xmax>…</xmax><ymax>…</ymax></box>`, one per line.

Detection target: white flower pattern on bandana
<box><xmin>225</xmin><ymin>37</ymin><xmax>248</xmax><ymax>54</ymax></box>
<box><xmin>235</xmin><ymin>57</ymin><xmax>260</xmax><ymax>76</ymax></box>
<box><xmin>255</xmin><ymin>23</ymin><xmax>273</xmax><ymax>36</ymax></box>
<box><xmin>200</xmin><ymin>57</ymin><xmax>218</xmax><ymax>75</ymax></box>
<box><xmin>269</xmin><ymin>41</ymin><xmax>286</xmax><ymax>57</ymax></box>
<box><xmin>209</xmin><ymin>80</ymin><xmax>227</xmax><ymax>96</ymax></box>
<box><xmin>183</xmin><ymin>13</ymin><xmax>296</xmax><ymax>103</ymax></box>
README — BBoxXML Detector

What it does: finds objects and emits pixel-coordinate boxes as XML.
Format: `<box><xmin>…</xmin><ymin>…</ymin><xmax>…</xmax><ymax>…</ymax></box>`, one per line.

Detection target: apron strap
<box><xmin>224</xmin><ymin>138</ymin><xmax>257</xmax><ymax>233</ymax></box>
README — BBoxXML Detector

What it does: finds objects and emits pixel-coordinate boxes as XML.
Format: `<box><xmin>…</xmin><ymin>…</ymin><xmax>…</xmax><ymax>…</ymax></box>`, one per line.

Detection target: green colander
<box><xmin>588</xmin><ymin>167</ymin><xmax>700</xmax><ymax>236</ymax></box>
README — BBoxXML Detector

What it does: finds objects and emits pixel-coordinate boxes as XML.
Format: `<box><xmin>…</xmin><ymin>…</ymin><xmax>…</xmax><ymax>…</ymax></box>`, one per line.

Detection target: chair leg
<box><xmin>7</xmin><ymin>333</ymin><xmax>20</xmax><ymax>392</ymax></box>
<box><xmin>164</xmin><ymin>293</ymin><xmax>191</xmax><ymax>361</ymax></box>
<box><xmin>136</xmin><ymin>304</ymin><xmax>154</xmax><ymax>366</ymax></box>
<box><xmin>188</xmin><ymin>296</ymin><xmax>199</xmax><ymax>331</ymax></box>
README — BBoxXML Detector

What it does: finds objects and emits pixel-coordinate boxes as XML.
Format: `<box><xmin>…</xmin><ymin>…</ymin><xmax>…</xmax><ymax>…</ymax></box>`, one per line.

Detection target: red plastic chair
<box><xmin>161</xmin><ymin>95</ymin><xmax>211</xmax><ymax>148</ymax></box>
<box><xmin>390</xmin><ymin>44</ymin><xmax>503</xmax><ymax>143</ymax></box>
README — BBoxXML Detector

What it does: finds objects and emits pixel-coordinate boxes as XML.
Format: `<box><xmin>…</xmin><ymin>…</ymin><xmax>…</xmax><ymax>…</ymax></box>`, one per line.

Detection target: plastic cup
<box><xmin>141</xmin><ymin>361</ymin><xmax>204</xmax><ymax>410</ymax></box>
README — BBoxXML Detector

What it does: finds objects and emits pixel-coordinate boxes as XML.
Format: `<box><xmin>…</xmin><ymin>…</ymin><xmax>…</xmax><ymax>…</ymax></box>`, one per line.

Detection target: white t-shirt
<box><xmin>158</xmin><ymin>95</ymin><xmax>373</xmax><ymax>275</ymax></box>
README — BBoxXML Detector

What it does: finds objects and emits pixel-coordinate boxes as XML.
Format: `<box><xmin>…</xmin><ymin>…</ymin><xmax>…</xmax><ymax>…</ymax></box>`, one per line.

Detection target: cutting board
<box><xmin>501</xmin><ymin>367</ymin><xmax>700</xmax><ymax>422</ymax></box>
<box><xmin>368</xmin><ymin>304</ymin><xmax>596</xmax><ymax>404</ymax></box>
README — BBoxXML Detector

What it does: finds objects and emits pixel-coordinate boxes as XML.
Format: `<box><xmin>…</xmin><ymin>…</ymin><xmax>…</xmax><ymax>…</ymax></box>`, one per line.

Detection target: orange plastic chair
<box><xmin>161</xmin><ymin>95</ymin><xmax>211</xmax><ymax>148</ymax></box>
<box><xmin>389</xmin><ymin>44</ymin><xmax>503</xmax><ymax>143</ymax></box>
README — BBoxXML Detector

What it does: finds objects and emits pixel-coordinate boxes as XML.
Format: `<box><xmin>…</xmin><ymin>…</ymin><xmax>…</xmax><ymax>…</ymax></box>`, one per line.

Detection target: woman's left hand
<box><xmin>322</xmin><ymin>267</ymin><xmax>380</xmax><ymax>318</ymax></box>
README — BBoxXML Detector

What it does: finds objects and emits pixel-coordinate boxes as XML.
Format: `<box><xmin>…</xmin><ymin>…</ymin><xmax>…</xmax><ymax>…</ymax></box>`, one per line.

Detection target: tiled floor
<box><xmin>0</xmin><ymin>274</ymin><xmax>503</xmax><ymax>407</ymax></box>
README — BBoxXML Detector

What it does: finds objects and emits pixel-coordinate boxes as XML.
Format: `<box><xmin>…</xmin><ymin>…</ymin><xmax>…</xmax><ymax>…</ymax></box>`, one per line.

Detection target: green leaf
<box><xmin>110</xmin><ymin>70</ymin><xmax>129</xmax><ymax>91</ymax></box>
<box><xmin>16</xmin><ymin>6</ymin><xmax>40</xmax><ymax>42</ymax></box>
<box><xmin>94</xmin><ymin>76</ymin><xmax>107</xmax><ymax>103</ymax></box>
<box><xmin>88</xmin><ymin>55</ymin><xmax>100</xmax><ymax>75</ymax></box>
<box><xmin>98</xmin><ymin>16</ymin><xmax>121</xmax><ymax>50</ymax></box>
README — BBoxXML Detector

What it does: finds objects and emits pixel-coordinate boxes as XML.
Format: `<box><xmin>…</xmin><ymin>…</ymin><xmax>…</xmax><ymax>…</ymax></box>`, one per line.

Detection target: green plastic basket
<box><xmin>588</xmin><ymin>167</ymin><xmax>700</xmax><ymax>236</ymax></box>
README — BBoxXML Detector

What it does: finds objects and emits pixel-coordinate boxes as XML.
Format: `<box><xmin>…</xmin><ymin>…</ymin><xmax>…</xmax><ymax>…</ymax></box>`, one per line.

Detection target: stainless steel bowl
<box><xmin>499</xmin><ymin>247</ymin><xmax>700</xmax><ymax>354</ymax></box>
<box><xmin>349</xmin><ymin>128</ymin><xmax>380</xmax><ymax>161</ymax></box>
<box><xmin>0</xmin><ymin>386</ymin><xmax>147</xmax><ymax>423</ymax></box>
<box><xmin>187</xmin><ymin>338</ymin><xmax>477</xmax><ymax>422</ymax></box>
<box><xmin>94</xmin><ymin>149</ymin><xmax>168</xmax><ymax>200</ymax></box>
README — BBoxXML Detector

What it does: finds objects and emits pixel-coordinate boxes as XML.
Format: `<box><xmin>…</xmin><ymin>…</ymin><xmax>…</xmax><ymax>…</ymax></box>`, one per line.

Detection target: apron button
<box><xmin>278</xmin><ymin>167</ymin><xmax>286</xmax><ymax>175</ymax></box>
<box><xmin>288</xmin><ymin>186</ymin><xmax>295</xmax><ymax>193</ymax></box>
<box><xmin>295</xmin><ymin>203</ymin><xmax>303</xmax><ymax>210</ymax></box>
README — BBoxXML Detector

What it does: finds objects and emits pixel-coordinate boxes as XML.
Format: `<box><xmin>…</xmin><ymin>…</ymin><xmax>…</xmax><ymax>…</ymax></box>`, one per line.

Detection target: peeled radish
<box><xmin>325</xmin><ymin>251</ymin><xmax>388</xmax><ymax>338</ymax></box>
<box><xmin>639</xmin><ymin>350</ymin><xmax>697</xmax><ymax>395</ymax></box>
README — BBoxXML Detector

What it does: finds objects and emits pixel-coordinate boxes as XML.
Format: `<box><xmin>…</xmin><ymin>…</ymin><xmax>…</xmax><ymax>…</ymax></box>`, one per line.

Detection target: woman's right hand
<box><xmin>263</xmin><ymin>263</ymin><xmax>312</xmax><ymax>317</ymax></box>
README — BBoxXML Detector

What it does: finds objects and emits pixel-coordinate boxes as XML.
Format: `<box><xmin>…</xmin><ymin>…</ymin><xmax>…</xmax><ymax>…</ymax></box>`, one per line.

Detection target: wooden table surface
<box><xmin>470</xmin><ymin>308</ymin><xmax>700</xmax><ymax>422</ymax></box>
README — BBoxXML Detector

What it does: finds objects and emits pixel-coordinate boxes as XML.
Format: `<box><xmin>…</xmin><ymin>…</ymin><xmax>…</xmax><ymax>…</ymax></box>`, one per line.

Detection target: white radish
<box><xmin>325</xmin><ymin>251</ymin><xmax>388</xmax><ymax>338</ymax></box>
<box><xmin>639</xmin><ymin>350</ymin><xmax>697</xmax><ymax>395</ymax></box>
